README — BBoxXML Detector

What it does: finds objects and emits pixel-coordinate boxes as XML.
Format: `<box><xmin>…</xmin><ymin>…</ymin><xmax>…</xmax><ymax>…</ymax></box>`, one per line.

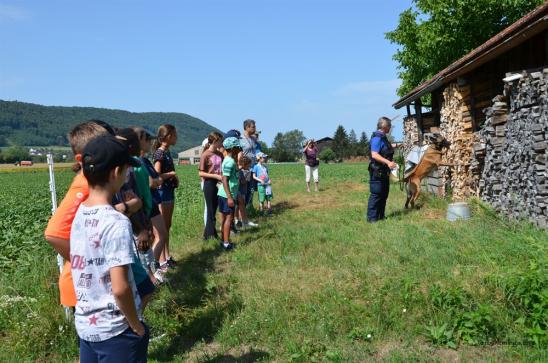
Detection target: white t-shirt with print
<box><xmin>70</xmin><ymin>204</ymin><xmax>142</xmax><ymax>342</ymax></box>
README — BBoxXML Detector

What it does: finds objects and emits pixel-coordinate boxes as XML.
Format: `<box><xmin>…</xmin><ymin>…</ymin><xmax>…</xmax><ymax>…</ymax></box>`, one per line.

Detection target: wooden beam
<box><xmin>406</xmin><ymin>104</ymin><xmax>411</xmax><ymax>119</ymax></box>
<box><xmin>414</xmin><ymin>99</ymin><xmax>424</xmax><ymax>144</ymax></box>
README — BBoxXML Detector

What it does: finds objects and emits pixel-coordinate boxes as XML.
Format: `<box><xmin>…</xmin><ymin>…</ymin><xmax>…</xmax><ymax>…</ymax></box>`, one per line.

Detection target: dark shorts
<box><xmin>137</xmin><ymin>277</ymin><xmax>155</xmax><ymax>298</ymax></box>
<box><xmin>218</xmin><ymin>196</ymin><xmax>235</xmax><ymax>214</ymax></box>
<box><xmin>159</xmin><ymin>187</ymin><xmax>175</xmax><ymax>204</ymax></box>
<box><xmin>150</xmin><ymin>203</ymin><xmax>161</xmax><ymax>218</ymax></box>
<box><xmin>80</xmin><ymin>323</ymin><xmax>150</xmax><ymax>363</ymax></box>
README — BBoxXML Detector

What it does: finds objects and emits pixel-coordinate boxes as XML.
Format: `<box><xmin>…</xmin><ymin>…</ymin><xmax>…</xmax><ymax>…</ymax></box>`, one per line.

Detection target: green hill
<box><xmin>0</xmin><ymin>100</ymin><xmax>220</xmax><ymax>152</ymax></box>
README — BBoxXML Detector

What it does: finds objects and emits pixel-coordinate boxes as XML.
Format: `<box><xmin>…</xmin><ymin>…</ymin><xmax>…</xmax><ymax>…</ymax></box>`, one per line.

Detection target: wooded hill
<box><xmin>0</xmin><ymin>100</ymin><xmax>220</xmax><ymax>152</ymax></box>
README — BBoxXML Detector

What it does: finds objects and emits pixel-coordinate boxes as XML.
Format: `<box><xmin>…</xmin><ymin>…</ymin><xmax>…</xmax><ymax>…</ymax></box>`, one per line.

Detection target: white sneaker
<box><xmin>244</xmin><ymin>221</ymin><xmax>258</xmax><ymax>228</ymax></box>
<box><xmin>153</xmin><ymin>269</ymin><xmax>168</xmax><ymax>284</ymax></box>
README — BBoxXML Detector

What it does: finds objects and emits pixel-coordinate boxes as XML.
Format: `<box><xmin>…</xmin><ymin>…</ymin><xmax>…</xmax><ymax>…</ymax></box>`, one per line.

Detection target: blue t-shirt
<box><xmin>252</xmin><ymin>163</ymin><xmax>270</xmax><ymax>184</ymax></box>
<box><xmin>371</xmin><ymin>131</ymin><xmax>387</xmax><ymax>153</ymax></box>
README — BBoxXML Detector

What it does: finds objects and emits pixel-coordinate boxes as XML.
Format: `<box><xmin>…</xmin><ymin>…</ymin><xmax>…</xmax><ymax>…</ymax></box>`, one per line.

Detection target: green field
<box><xmin>0</xmin><ymin>164</ymin><xmax>546</xmax><ymax>362</ymax></box>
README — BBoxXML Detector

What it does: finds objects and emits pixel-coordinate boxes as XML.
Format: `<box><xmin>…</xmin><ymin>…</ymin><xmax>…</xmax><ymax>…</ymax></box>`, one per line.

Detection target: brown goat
<box><xmin>404</xmin><ymin>135</ymin><xmax>452</xmax><ymax>209</ymax></box>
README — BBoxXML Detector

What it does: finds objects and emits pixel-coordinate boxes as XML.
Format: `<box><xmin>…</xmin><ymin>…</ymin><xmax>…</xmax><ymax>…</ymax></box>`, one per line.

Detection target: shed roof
<box><xmin>393</xmin><ymin>3</ymin><xmax>548</xmax><ymax>109</ymax></box>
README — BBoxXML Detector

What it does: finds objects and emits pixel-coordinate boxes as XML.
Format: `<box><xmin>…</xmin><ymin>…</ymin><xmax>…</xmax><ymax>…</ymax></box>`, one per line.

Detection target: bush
<box><xmin>319</xmin><ymin>148</ymin><xmax>336</xmax><ymax>163</ymax></box>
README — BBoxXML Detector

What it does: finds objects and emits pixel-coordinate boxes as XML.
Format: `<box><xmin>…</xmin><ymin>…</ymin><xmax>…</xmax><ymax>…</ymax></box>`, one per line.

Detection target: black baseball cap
<box><xmin>82</xmin><ymin>135</ymin><xmax>141</xmax><ymax>175</ymax></box>
<box><xmin>224</xmin><ymin>129</ymin><xmax>241</xmax><ymax>139</ymax></box>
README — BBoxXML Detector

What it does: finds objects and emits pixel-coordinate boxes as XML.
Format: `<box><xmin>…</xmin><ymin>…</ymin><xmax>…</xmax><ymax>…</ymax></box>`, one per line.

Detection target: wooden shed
<box><xmin>393</xmin><ymin>3</ymin><xmax>548</xmax><ymax>227</ymax></box>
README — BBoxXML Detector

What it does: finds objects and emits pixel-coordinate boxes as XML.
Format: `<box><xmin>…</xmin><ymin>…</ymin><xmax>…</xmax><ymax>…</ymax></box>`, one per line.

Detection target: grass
<box><xmin>0</xmin><ymin>163</ymin><xmax>546</xmax><ymax>362</ymax></box>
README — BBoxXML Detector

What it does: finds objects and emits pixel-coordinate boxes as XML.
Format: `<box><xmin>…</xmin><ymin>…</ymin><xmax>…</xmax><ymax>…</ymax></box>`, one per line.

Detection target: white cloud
<box><xmin>0</xmin><ymin>4</ymin><xmax>29</xmax><ymax>22</ymax></box>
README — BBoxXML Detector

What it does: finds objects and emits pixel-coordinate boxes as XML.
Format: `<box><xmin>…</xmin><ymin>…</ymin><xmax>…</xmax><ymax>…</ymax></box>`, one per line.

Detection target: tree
<box><xmin>332</xmin><ymin>125</ymin><xmax>349</xmax><ymax>161</ymax></box>
<box><xmin>357</xmin><ymin>131</ymin><xmax>370</xmax><ymax>157</ymax></box>
<box><xmin>348</xmin><ymin>129</ymin><xmax>358</xmax><ymax>157</ymax></box>
<box><xmin>2</xmin><ymin>146</ymin><xmax>29</xmax><ymax>163</ymax></box>
<box><xmin>270</xmin><ymin>130</ymin><xmax>306</xmax><ymax>162</ymax></box>
<box><xmin>386</xmin><ymin>0</ymin><xmax>543</xmax><ymax>96</ymax></box>
<box><xmin>318</xmin><ymin>148</ymin><xmax>336</xmax><ymax>164</ymax></box>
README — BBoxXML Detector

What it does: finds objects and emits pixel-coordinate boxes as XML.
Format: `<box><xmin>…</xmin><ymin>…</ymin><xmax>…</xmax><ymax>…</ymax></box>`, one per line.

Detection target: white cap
<box><xmin>201</xmin><ymin>138</ymin><xmax>209</xmax><ymax>148</ymax></box>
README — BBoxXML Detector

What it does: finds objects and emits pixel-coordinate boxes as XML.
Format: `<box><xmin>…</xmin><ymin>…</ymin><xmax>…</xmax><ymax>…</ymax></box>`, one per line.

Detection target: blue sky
<box><xmin>0</xmin><ymin>0</ymin><xmax>411</xmax><ymax>144</ymax></box>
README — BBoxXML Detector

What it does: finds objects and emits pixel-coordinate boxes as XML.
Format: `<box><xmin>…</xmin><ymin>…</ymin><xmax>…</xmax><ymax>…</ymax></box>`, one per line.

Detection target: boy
<box><xmin>235</xmin><ymin>155</ymin><xmax>258</xmax><ymax>229</ymax></box>
<box><xmin>252</xmin><ymin>152</ymin><xmax>273</xmax><ymax>216</ymax></box>
<box><xmin>45</xmin><ymin>120</ymin><xmax>114</xmax><ymax>310</ymax></box>
<box><xmin>217</xmin><ymin>137</ymin><xmax>242</xmax><ymax>251</ymax></box>
<box><xmin>71</xmin><ymin>134</ymin><xmax>149</xmax><ymax>361</ymax></box>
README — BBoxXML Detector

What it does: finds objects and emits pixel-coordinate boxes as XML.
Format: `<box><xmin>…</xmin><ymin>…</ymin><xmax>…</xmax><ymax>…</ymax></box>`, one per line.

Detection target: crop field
<box><xmin>0</xmin><ymin>163</ymin><xmax>546</xmax><ymax>362</ymax></box>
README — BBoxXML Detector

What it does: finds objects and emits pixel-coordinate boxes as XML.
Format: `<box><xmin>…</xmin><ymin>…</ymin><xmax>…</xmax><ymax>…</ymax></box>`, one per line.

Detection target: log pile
<box><xmin>402</xmin><ymin>116</ymin><xmax>419</xmax><ymax>157</ymax></box>
<box><xmin>475</xmin><ymin>69</ymin><xmax>548</xmax><ymax>228</ymax></box>
<box><xmin>439</xmin><ymin>83</ymin><xmax>480</xmax><ymax>201</ymax></box>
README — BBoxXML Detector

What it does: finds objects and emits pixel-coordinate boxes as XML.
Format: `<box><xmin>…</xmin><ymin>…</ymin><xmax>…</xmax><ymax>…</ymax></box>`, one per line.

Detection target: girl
<box><xmin>198</xmin><ymin>131</ymin><xmax>224</xmax><ymax>240</ymax></box>
<box><xmin>153</xmin><ymin>124</ymin><xmax>178</xmax><ymax>268</ymax></box>
<box><xmin>133</xmin><ymin>127</ymin><xmax>169</xmax><ymax>282</ymax></box>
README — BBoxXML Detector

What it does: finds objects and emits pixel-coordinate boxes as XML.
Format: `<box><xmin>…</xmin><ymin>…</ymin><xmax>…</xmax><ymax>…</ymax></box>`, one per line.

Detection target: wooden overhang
<box><xmin>393</xmin><ymin>2</ymin><xmax>548</xmax><ymax>110</ymax></box>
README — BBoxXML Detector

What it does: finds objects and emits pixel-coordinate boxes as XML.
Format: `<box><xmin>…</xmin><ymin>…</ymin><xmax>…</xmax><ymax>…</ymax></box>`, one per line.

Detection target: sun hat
<box><xmin>223</xmin><ymin>137</ymin><xmax>241</xmax><ymax>150</ymax></box>
<box><xmin>256</xmin><ymin>152</ymin><xmax>268</xmax><ymax>160</ymax></box>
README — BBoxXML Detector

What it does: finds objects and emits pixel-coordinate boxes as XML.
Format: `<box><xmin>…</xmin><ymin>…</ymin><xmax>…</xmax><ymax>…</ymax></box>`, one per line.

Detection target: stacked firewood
<box><xmin>474</xmin><ymin>95</ymin><xmax>508</xmax><ymax>206</ymax></box>
<box><xmin>402</xmin><ymin>116</ymin><xmax>419</xmax><ymax>156</ymax></box>
<box><xmin>476</xmin><ymin>70</ymin><xmax>548</xmax><ymax>228</ymax></box>
<box><xmin>439</xmin><ymin>83</ymin><xmax>480</xmax><ymax>200</ymax></box>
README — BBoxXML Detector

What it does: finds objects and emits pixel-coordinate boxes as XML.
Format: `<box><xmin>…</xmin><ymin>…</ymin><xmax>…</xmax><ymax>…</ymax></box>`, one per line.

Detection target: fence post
<box><xmin>47</xmin><ymin>153</ymin><xmax>72</xmax><ymax>322</ymax></box>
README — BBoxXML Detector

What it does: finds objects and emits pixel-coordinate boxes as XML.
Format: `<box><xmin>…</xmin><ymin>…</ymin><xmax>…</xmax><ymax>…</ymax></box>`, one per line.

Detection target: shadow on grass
<box><xmin>203</xmin><ymin>350</ymin><xmax>270</xmax><ymax>363</ymax></box>
<box><xmin>149</xmin><ymin>246</ymin><xmax>243</xmax><ymax>362</ymax></box>
<box><xmin>385</xmin><ymin>207</ymin><xmax>415</xmax><ymax>219</ymax></box>
<box><xmin>246</xmin><ymin>200</ymin><xmax>298</xmax><ymax>219</ymax></box>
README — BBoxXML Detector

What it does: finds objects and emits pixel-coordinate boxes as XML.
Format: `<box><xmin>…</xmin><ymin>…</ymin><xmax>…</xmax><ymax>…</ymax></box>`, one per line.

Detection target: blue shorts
<box><xmin>137</xmin><ymin>277</ymin><xmax>155</xmax><ymax>298</ymax></box>
<box><xmin>80</xmin><ymin>323</ymin><xmax>150</xmax><ymax>363</ymax></box>
<box><xmin>218</xmin><ymin>196</ymin><xmax>235</xmax><ymax>215</ymax></box>
<box><xmin>159</xmin><ymin>187</ymin><xmax>175</xmax><ymax>204</ymax></box>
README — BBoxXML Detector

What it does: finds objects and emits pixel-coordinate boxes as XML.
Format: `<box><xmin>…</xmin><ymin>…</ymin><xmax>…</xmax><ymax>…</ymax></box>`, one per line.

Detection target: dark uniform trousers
<box><xmin>367</xmin><ymin>173</ymin><xmax>390</xmax><ymax>222</ymax></box>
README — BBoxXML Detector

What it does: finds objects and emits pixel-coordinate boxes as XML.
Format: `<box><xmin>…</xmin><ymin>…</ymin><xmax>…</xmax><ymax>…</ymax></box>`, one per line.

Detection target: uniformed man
<box><xmin>367</xmin><ymin>117</ymin><xmax>396</xmax><ymax>222</ymax></box>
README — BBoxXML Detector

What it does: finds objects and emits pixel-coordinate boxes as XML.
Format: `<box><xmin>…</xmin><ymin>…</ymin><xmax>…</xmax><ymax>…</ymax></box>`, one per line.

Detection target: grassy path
<box><xmin>144</xmin><ymin>163</ymin><xmax>546</xmax><ymax>362</ymax></box>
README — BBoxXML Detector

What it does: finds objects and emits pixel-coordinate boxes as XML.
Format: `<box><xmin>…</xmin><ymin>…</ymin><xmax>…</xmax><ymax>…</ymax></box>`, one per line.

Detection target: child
<box><xmin>217</xmin><ymin>137</ymin><xmax>242</xmax><ymax>251</ymax></box>
<box><xmin>71</xmin><ymin>134</ymin><xmax>148</xmax><ymax>361</ymax></box>
<box><xmin>45</xmin><ymin>120</ymin><xmax>114</xmax><ymax>310</ymax></box>
<box><xmin>252</xmin><ymin>152</ymin><xmax>273</xmax><ymax>216</ymax></box>
<box><xmin>153</xmin><ymin>124</ymin><xmax>179</xmax><ymax>268</ymax></box>
<box><xmin>198</xmin><ymin>132</ymin><xmax>224</xmax><ymax>240</ymax></box>
<box><xmin>236</xmin><ymin>155</ymin><xmax>258</xmax><ymax>228</ymax></box>
<box><xmin>114</xmin><ymin>128</ymin><xmax>156</xmax><ymax>306</ymax></box>
<box><xmin>133</xmin><ymin>127</ymin><xmax>169</xmax><ymax>283</ymax></box>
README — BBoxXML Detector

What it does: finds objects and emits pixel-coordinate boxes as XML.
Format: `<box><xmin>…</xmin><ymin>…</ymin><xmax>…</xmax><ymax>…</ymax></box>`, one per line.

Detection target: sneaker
<box><xmin>268</xmin><ymin>210</ymin><xmax>273</xmax><ymax>217</ymax></box>
<box><xmin>167</xmin><ymin>257</ymin><xmax>177</xmax><ymax>268</ymax></box>
<box><xmin>236</xmin><ymin>220</ymin><xmax>243</xmax><ymax>228</ymax></box>
<box><xmin>243</xmin><ymin>220</ymin><xmax>258</xmax><ymax>228</ymax></box>
<box><xmin>153</xmin><ymin>269</ymin><xmax>168</xmax><ymax>284</ymax></box>
<box><xmin>219</xmin><ymin>242</ymin><xmax>235</xmax><ymax>251</ymax></box>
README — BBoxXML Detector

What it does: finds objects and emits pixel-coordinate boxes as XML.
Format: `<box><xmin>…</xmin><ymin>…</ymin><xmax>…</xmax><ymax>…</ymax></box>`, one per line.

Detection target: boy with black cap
<box><xmin>71</xmin><ymin>134</ymin><xmax>149</xmax><ymax>362</ymax></box>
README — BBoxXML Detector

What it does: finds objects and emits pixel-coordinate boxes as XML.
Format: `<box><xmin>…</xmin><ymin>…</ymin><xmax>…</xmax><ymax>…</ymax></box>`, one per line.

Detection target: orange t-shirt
<box><xmin>44</xmin><ymin>173</ymin><xmax>89</xmax><ymax>307</ymax></box>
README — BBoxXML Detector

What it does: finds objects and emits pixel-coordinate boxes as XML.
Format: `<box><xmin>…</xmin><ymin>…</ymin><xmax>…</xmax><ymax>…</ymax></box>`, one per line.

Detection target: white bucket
<box><xmin>447</xmin><ymin>202</ymin><xmax>471</xmax><ymax>221</ymax></box>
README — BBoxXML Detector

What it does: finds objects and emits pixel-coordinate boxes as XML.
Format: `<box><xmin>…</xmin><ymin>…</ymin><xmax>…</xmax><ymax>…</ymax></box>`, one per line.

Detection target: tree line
<box><xmin>264</xmin><ymin>125</ymin><xmax>378</xmax><ymax>163</ymax></box>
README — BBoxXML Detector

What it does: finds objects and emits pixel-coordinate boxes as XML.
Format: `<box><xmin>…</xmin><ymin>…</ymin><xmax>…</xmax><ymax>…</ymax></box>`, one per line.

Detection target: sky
<box><xmin>0</xmin><ymin>0</ymin><xmax>411</xmax><ymax>144</ymax></box>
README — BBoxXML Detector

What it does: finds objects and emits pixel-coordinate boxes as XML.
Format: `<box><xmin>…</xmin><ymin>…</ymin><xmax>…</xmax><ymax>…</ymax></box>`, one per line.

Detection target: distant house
<box><xmin>315</xmin><ymin>137</ymin><xmax>333</xmax><ymax>153</ymax></box>
<box><xmin>178</xmin><ymin>145</ymin><xmax>202</xmax><ymax>165</ymax></box>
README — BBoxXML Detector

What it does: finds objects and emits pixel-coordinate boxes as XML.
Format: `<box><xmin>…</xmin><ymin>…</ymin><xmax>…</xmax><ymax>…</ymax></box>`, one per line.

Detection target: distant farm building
<box><xmin>315</xmin><ymin>137</ymin><xmax>334</xmax><ymax>153</ymax></box>
<box><xmin>178</xmin><ymin>145</ymin><xmax>202</xmax><ymax>165</ymax></box>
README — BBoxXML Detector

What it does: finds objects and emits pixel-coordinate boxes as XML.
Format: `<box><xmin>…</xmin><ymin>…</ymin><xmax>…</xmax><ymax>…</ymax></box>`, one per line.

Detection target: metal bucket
<box><xmin>447</xmin><ymin>202</ymin><xmax>471</xmax><ymax>221</ymax></box>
